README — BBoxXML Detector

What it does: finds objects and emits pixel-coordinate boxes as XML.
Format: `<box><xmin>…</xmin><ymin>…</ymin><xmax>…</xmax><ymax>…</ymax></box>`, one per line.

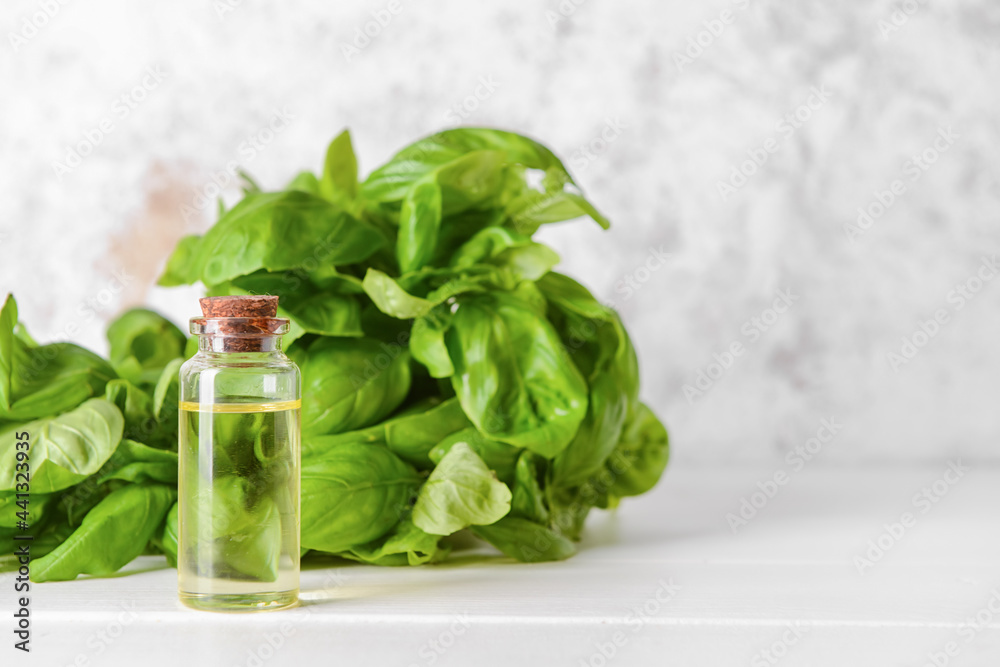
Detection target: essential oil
<box><xmin>177</xmin><ymin>296</ymin><xmax>301</xmax><ymax>612</ymax></box>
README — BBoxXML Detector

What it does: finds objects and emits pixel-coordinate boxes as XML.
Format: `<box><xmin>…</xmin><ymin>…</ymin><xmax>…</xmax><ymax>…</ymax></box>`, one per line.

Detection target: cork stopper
<box><xmin>199</xmin><ymin>295</ymin><xmax>278</xmax><ymax>318</ymax></box>
<box><xmin>191</xmin><ymin>296</ymin><xmax>288</xmax><ymax>353</ymax></box>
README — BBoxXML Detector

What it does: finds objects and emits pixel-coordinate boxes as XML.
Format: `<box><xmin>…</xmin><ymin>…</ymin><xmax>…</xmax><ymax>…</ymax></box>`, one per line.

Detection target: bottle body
<box><xmin>178</xmin><ymin>343</ymin><xmax>301</xmax><ymax>612</ymax></box>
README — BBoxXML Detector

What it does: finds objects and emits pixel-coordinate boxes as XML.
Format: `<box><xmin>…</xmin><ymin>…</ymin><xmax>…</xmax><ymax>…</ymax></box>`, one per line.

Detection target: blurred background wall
<box><xmin>2</xmin><ymin>0</ymin><xmax>998</xmax><ymax>465</ymax></box>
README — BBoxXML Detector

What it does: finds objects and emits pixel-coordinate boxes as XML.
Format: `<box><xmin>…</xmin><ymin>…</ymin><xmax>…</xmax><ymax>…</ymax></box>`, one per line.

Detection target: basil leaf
<box><xmin>0</xmin><ymin>294</ymin><xmax>16</xmax><ymax>412</ymax></box>
<box><xmin>151</xmin><ymin>358</ymin><xmax>183</xmax><ymax>448</ymax></box>
<box><xmin>538</xmin><ymin>271</ymin><xmax>615</xmax><ymax>324</ymax></box>
<box><xmin>99</xmin><ymin>440</ymin><xmax>178</xmax><ymax>485</ymax></box>
<box><xmin>394</xmin><ymin>151</ymin><xmax>507</xmax><ymax>273</ymax></box>
<box><xmin>412</xmin><ymin>442</ymin><xmax>511</xmax><ymax>536</ymax></box>
<box><xmin>190</xmin><ymin>476</ymin><xmax>282</xmax><ymax>581</ymax></box>
<box><xmin>450</xmin><ymin>227</ymin><xmax>560</xmax><ymax>281</ymax></box>
<box><xmin>106</xmin><ymin>309</ymin><xmax>187</xmax><ymax>386</ymax></box>
<box><xmin>286</xmin><ymin>171</ymin><xmax>321</xmax><ymax>195</ymax></box>
<box><xmin>104</xmin><ymin>379</ymin><xmax>160</xmax><ymax>446</ymax></box>
<box><xmin>444</xmin><ymin>293</ymin><xmax>588</xmax><ymax>458</ymax></box>
<box><xmin>0</xmin><ymin>398</ymin><xmax>124</xmax><ymax>494</ymax></box>
<box><xmin>305</xmin><ymin>397</ymin><xmax>471</xmax><ymax>470</ymax></box>
<box><xmin>397</xmin><ymin>177</ymin><xmax>443</xmax><ymax>273</ymax></box>
<box><xmin>301</xmin><ymin>441</ymin><xmax>420</xmax><ymax>553</ymax></box>
<box><xmin>2</xmin><ymin>340</ymin><xmax>116</xmax><ymax>422</ymax></box>
<box><xmin>162</xmin><ymin>191</ymin><xmax>386</xmax><ymax>286</ymax></box>
<box><xmin>363</xmin><ymin>128</ymin><xmax>572</xmax><ymax>203</ymax></box>
<box><xmin>506</xmin><ymin>190</ymin><xmax>610</xmax><ymax>233</ymax></box>
<box><xmin>413</xmin><ymin>442</ymin><xmax>511</xmax><ymax>535</ymax></box>
<box><xmin>217</xmin><ymin>270</ymin><xmax>364</xmax><ymax>341</ymax></box>
<box><xmin>537</xmin><ymin>272</ymin><xmax>642</xmax><ymax>487</ymax></box>
<box><xmin>0</xmin><ymin>491</ymin><xmax>56</xmax><ymax>528</ymax></box>
<box><xmin>320</xmin><ymin>129</ymin><xmax>359</xmax><ymax>201</ymax></box>
<box><xmin>545</xmin><ymin>484</ymin><xmax>592</xmax><ymax>541</ymax></box>
<box><xmin>472</xmin><ymin>515</ymin><xmax>576</xmax><ymax>563</ymax></box>
<box><xmin>434</xmin><ymin>151</ymin><xmax>509</xmax><ymax>215</ymax></box>
<box><xmin>337</xmin><ymin>517</ymin><xmax>446</xmax><ymax>566</ymax></box>
<box><xmin>429</xmin><ymin>208</ymin><xmax>505</xmax><ymax>266</ymax></box>
<box><xmin>428</xmin><ymin>427</ymin><xmax>520</xmax><ymax>487</ymax></box>
<box><xmin>553</xmin><ymin>366</ymin><xmax>629</xmax><ymax>488</ymax></box>
<box><xmin>156</xmin><ymin>502</ymin><xmax>179</xmax><ymax>567</ymax></box>
<box><xmin>603</xmin><ymin>403</ymin><xmax>669</xmax><ymax>499</ymax></box>
<box><xmin>293</xmin><ymin>337</ymin><xmax>411</xmax><ymax>436</ymax></box>
<box><xmin>157</xmin><ymin>234</ymin><xmax>203</xmax><ymax>287</ymax></box>
<box><xmin>362</xmin><ymin>268</ymin><xmax>435</xmax><ymax>319</ymax></box>
<box><xmin>380</xmin><ymin>397</ymin><xmax>470</xmax><ymax>468</ymax></box>
<box><xmin>31</xmin><ymin>483</ymin><xmax>176</xmax><ymax>582</ymax></box>
<box><xmin>510</xmin><ymin>451</ymin><xmax>548</xmax><ymax>525</ymax></box>
<box><xmin>552</xmin><ymin>322</ymin><xmax>637</xmax><ymax>486</ymax></box>
<box><xmin>362</xmin><ymin>267</ymin><xmax>499</xmax><ymax>321</ymax></box>
<box><xmin>410</xmin><ymin>310</ymin><xmax>454</xmax><ymax>378</ymax></box>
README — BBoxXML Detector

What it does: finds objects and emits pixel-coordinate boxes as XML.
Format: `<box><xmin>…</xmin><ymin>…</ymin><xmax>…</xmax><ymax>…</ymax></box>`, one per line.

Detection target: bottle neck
<box><xmin>198</xmin><ymin>334</ymin><xmax>283</xmax><ymax>354</ymax></box>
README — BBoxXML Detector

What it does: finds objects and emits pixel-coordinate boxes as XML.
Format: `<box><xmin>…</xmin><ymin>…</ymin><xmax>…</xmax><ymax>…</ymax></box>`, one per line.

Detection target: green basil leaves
<box><xmin>4</xmin><ymin>126</ymin><xmax>668</xmax><ymax>580</ymax></box>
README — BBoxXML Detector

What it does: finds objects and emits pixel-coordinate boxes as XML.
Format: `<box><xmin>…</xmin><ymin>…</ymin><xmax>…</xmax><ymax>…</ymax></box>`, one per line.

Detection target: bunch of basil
<box><xmin>0</xmin><ymin>128</ymin><xmax>668</xmax><ymax>580</ymax></box>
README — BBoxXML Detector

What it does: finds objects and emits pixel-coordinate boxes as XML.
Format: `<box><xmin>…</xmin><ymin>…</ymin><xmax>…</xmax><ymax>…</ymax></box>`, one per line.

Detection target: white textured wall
<box><xmin>2</xmin><ymin>0</ymin><xmax>998</xmax><ymax>464</ymax></box>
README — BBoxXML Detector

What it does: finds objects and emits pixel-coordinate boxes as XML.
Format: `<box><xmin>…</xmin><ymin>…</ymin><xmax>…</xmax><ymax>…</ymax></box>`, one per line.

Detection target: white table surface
<box><xmin>6</xmin><ymin>463</ymin><xmax>1000</xmax><ymax>667</ymax></box>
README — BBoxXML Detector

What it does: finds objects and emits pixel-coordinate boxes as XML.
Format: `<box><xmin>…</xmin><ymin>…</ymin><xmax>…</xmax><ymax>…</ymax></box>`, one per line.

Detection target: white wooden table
<box><xmin>7</xmin><ymin>464</ymin><xmax>1000</xmax><ymax>666</ymax></box>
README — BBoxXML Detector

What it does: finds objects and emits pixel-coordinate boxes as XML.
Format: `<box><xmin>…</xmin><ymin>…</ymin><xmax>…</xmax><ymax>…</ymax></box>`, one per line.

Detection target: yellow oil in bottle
<box><xmin>178</xmin><ymin>401</ymin><xmax>301</xmax><ymax>612</ymax></box>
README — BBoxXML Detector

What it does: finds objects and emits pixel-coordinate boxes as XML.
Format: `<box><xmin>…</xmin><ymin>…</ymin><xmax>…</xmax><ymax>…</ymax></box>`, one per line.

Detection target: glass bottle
<box><xmin>177</xmin><ymin>296</ymin><xmax>301</xmax><ymax>612</ymax></box>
